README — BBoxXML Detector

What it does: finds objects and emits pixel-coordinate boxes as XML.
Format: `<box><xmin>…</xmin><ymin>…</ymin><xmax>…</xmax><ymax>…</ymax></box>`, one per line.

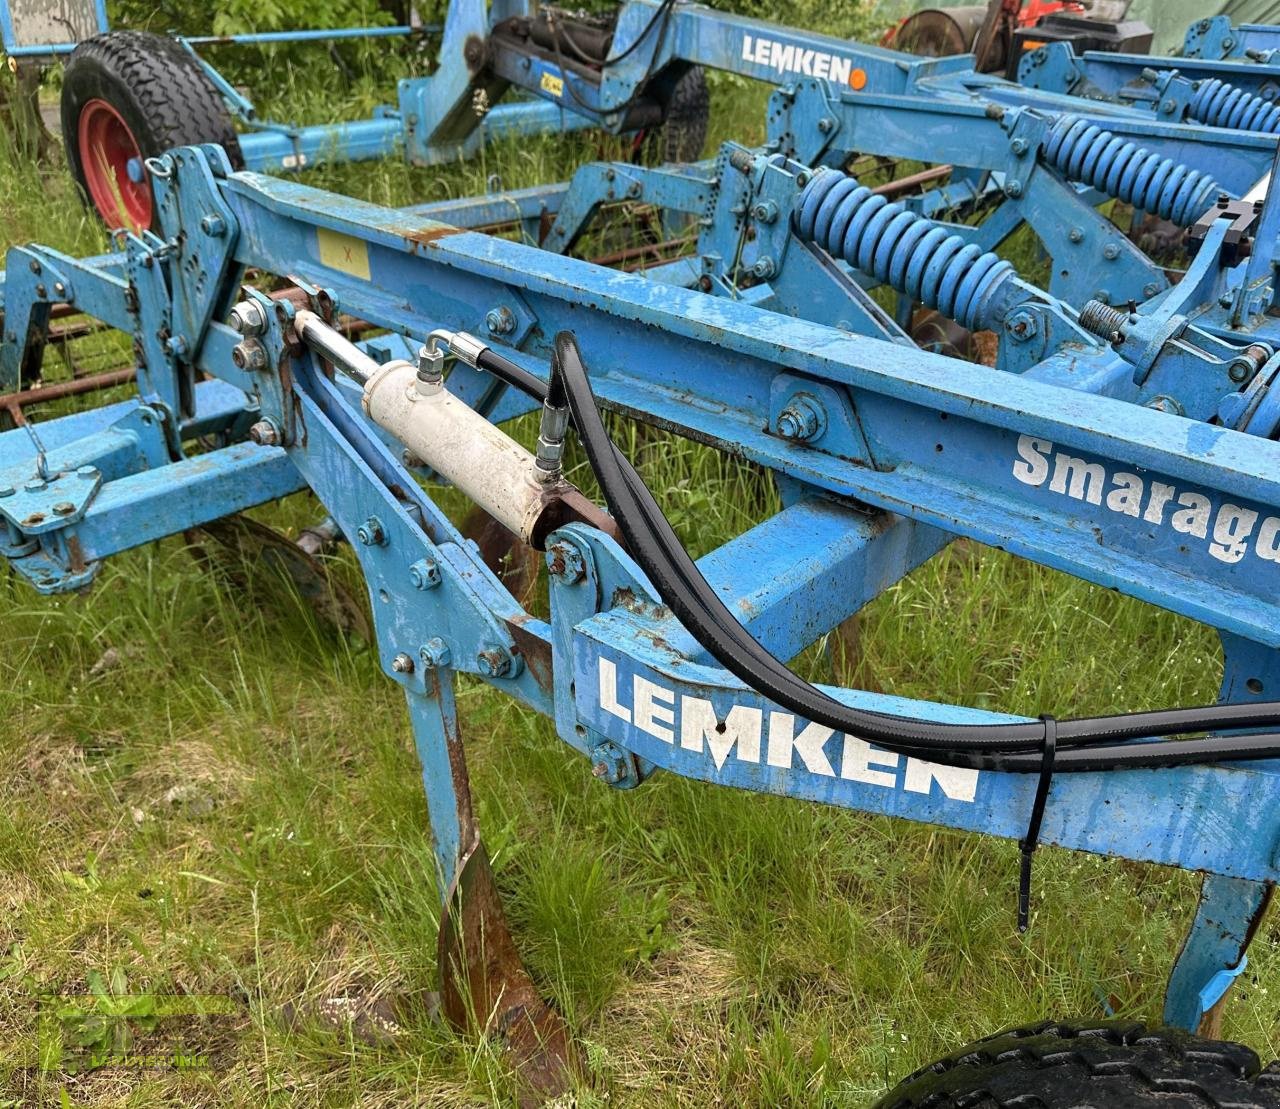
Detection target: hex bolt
<box><xmin>1010</xmin><ymin>137</ymin><xmax>1029</xmax><ymax>156</ymax></box>
<box><xmin>409</xmin><ymin>558</ymin><xmax>441</xmax><ymax>590</ymax></box>
<box><xmin>751</xmin><ymin>256</ymin><xmax>776</xmax><ymax>280</ymax></box>
<box><xmin>391</xmin><ymin>652</ymin><xmax>415</xmax><ymax>675</ymax></box>
<box><xmin>232</xmin><ymin>340</ymin><xmax>268</xmax><ymax>371</ymax></box>
<box><xmin>477</xmin><ymin>645</ymin><xmax>514</xmax><ymax>678</ymax></box>
<box><xmin>200</xmin><ymin>214</ymin><xmax>227</xmax><ymax>238</ymax></box>
<box><xmin>1004</xmin><ymin>309</ymin><xmax>1039</xmax><ymax>343</ymax></box>
<box><xmin>1102</xmin><ymin>243</ymin><xmax>1121</xmax><ymax>260</ymax></box>
<box><xmin>589</xmin><ymin>742</ymin><xmax>630</xmax><ymax>785</ymax></box>
<box><xmin>53</xmin><ymin>282</ymin><xmax>67</xmax><ymax>297</ymax></box>
<box><xmin>1143</xmin><ymin>282</ymin><xmax>1162</xmax><ymax>298</ymax></box>
<box><xmin>28</xmin><ymin>258</ymin><xmax>40</xmax><ymax>275</ymax></box>
<box><xmin>419</xmin><ymin>637</ymin><xmax>451</xmax><ymax>669</ymax></box>
<box><xmin>52</xmin><ymin>501</ymin><xmax>75</xmax><ymax>516</ymax></box>
<box><xmin>24</xmin><ymin>478</ymin><xmax>46</xmax><ymax>492</ymax></box>
<box><xmin>1068</xmin><ymin>227</ymin><xmax>1084</xmax><ymax>244</ymax></box>
<box><xmin>545</xmin><ymin>539</ymin><xmax>587</xmax><ymax>583</ymax></box>
<box><xmin>228</xmin><ymin>299</ymin><xmax>268</xmax><ymax>337</ymax></box>
<box><xmin>77</xmin><ymin>465</ymin><xmax>98</xmax><ymax>479</ymax></box>
<box><xmin>356</xmin><ymin>516</ymin><xmax>386</xmax><ymax>546</ymax></box>
<box><xmin>1004</xmin><ymin>179</ymin><xmax>1023</xmax><ymax>198</ymax></box>
<box><xmin>248</xmin><ymin>419</ymin><xmax>280</xmax><ymax>447</ymax></box>
<box><xmin>751</xmin><ymin>200</ymin><xmax>779</xmax><ymax>224</ymax></box>
<box><xmin>485</xmin><ymin>306</ymin><xmax>516</xmax><ymax>334</ymax></box>
<box><xmin>0</xmin><ymin>486</ymin><xmax>13</xmax><ymax>498</ymax></box>
<box><xmin>775</xmin><ymin>394</ymin><xmax>826</xmax><ymax>442</ymax></box>
<box><xmin>165</xmin><ymin>334</ymin><xmax>189</xmax><ymax>357</ymax></box>
<box><xmin>817</xmin><ymin>116</ymin><xmax>835</xmax><ymax>133</ymax></box>
<box><xmin>34</xmin><ymin>283</ymin><xmax>46</xmax><ymax>298</ymax></box>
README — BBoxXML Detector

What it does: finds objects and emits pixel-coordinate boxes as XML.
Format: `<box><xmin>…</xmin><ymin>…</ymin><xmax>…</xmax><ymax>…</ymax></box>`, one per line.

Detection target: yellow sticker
<box><xmin>540</xmin><ymin>71</ymin><xmax>564</xmax><ymax>98</ymax></box>
<box><xmin>317</xmin><ymin>227</ymin><xmax>371</xmax><ymax>279</ymax></box>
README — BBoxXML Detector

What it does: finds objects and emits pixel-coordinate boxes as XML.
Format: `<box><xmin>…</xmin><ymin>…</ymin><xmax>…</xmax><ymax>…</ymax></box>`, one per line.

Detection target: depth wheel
<box><xmin>876</xmin><ymin>1020</ymin><xmax>1280</xmax><ymax>1108</ymax></box>
<box><xmin>61</xmin><ymin>31</ymin><xmax>243</xmax><ymax>232</ymax></box>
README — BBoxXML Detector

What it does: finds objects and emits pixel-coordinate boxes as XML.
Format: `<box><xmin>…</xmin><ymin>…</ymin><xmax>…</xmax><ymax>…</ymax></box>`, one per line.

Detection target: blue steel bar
<box><xmin>181</xmin><ymin>25</ymin><xmax>437</xmax><ymax>47</ymax></box>
<box><xmin>237</xmin><ymin>100</ymin><xmax>591</xmax><ymax>172</ymax></box>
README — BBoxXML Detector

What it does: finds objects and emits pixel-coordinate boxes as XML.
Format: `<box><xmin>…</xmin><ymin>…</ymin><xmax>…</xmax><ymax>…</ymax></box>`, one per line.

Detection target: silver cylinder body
<box><xmin>362</xmin><ymin>361</ymin><xmax>547</xmax><ymax>543</ymax></box>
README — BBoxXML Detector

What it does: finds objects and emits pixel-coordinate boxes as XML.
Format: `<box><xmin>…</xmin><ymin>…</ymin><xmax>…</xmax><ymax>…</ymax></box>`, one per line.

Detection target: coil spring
<box><xmin>1077</xmin><ymin>299</ymin><xmax>1128</xmax><ymax>340</ymax></box>
<box><xmin>1041</xmin><ymin>116</ymin><xmax>1223</xmax><ymax>227</ymax></box>
<box><xmin>1189</xmin><ymin>77</ymin><xmax>1280</xmax><ymax>135</ymax></box>
<box><xmin>793</xmin><ymin>168</ymin><xmax>1016</xmax><ymax>332</ymax></box>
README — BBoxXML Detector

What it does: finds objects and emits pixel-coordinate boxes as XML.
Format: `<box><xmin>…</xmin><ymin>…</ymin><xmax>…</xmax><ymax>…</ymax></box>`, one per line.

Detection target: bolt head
<box><xmin>0</xmin><ymin>486</ymin><xmax>12</xmax><ymax>498</ymax></box>
<box><xmin>200</xmin><ymin>214</ymin><xmax>227</xmax><ymax>238</ymax></box>
<box><xmin>409</xmin><ymin>558</ymin><xmax>441</xmax><ymax>590</ymax></box>
<box><xmin>1102</xmin><ymin>243</ymin><xmax>1121</xmax><ymax>260</ymax></box>
<box><xmin>419</xmin><ymin>637</ymin><xmax>451</xmax><ymax>669</ymax></box>
<box><xmin>751</xmin><ymin>256</ymin><xmax>776</xmax><ymax>279</ymax></box>
<box><xmin>391</xmin><ymin>652</ymin><xmax>415</xmax><ymax>674</ymax></box>
<box><xmin>775</xmin><ymin>395</ymin><xmax>824</xmax><ymax>442</ymax></box>
<box><xmin>485</xmin><ymin>306</ymin><xmax>516</xmax><ymax>334</ymax></box>
<box><xmin>1010</xmin><ymin>137</ymin><xmax>1028</xmax><ymax>156</ymax></box>
<box><xmin>248</xmin><ymin>419</ymin><xmax>280</xmax><ymax>447</ymax></box>
<box><xmin>228</xmin><ymin>300</ymin><xmax>268</xmax><ymax>337</ymax></box>
<box><xmin>477</xmin><ymin>646</ymin><xmax>513</xmax><ymax>678</ymax></box>
<box><xmin>52</xmin><ymin>501</ymin><xmax>75</xmax><ymax>516</ymax></box>
<box><xmin>546</xmin><ymin>540</ymin><xmax>587</xmax><ymax>583</ymax></box>
<box><xmin>24</xmin><ymin>478</ymin><xmax>45</xmax><ymax>492</ymax></box>
<box><xmin>27</xmin><ymin>258</ymin><xmax>40</xmax><ymax>275</ymax></box>
<box><xmin>356</xmin><ymin>516</ymin><xmax>386</xmax><ymax>546</ymax></box>
<box><xmin>1004</xmin><ymin>180</ymin><xmax>1023</xmax><ymax>198</ymax></box>
<box><xmin>232</xmin><ymin>340</ymin><xmax>267</xmax><ymax>372</ymax></box>
<box><xmin>76</xmin><ymin>465</ymin><xmax>98</xmax><ymax>479</ymax></box>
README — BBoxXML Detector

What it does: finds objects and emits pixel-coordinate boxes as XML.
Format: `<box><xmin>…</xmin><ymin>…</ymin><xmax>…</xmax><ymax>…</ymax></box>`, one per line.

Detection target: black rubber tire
<box><xmin>61</xmin><ymin>31</ymin><xmax>243</xmax><ymax>230</ymax></box>
<box><xmin>875</xmin><ymin>1020</ymin><xmax>1280</xmax><ymax>1108</ymax></box>
<box><xmin>648</xmin><ymin>65</ymin><xmax>710</xmax><ymax>165</ymax></box>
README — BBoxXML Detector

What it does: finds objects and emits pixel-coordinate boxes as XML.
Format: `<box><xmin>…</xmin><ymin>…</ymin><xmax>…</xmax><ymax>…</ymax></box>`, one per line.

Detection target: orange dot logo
<box><xmin>849</xmin><ymin>68</ymin><xmax>867</xmax><ymax>91</ymax></box>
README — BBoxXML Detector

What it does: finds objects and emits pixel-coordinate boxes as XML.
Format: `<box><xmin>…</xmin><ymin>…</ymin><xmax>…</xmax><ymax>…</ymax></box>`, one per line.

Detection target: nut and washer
<box><xmin>248</xmin><ymin>419</ymin><xmax>280</xmax><ymax>446</ymax></box>
<box><xmin>356</xmin><ymin>516</ymin><xmax>387</xmax><ymax>546</ymax></box>
<box><xmin>228</xmin><ymin>299</ymin><xmax>269</xmax><ymax>337</ymax></box>
<box><xmin>409</xmin><ymin>558</ymin><xmax>442</xmax><ymax>590</ymax></box>
<box><xmin>391</xmin><ymin>652</ymin><xmax>415</xmax><ymax>674</ymax></box>
<box><xmin>419</xmin><ymin>638</ymin><xmax>451</xmax><ymax>669</ymax></box>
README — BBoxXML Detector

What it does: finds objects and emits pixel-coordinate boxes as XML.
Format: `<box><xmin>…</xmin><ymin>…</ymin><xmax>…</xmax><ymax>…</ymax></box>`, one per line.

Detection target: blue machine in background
<box><xmin>8</xmin><ymin>2</ymin><xmax>1280</xmax><ymax>1103</ymax></box>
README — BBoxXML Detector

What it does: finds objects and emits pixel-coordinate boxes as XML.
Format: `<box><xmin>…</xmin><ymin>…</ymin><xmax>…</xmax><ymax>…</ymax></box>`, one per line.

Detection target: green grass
<box><xmin>2</xmin><ymin>51</ymin><xmax>1279</xmax><ymax>1109</ymax></box>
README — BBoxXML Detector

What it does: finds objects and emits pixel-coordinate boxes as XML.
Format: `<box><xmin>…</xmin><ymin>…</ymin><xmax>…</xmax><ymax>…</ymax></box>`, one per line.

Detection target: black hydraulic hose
<box><xmin>479</xmin><ymin>337</ymin><xmax>1280</xmax><ymax>770</ymax></box>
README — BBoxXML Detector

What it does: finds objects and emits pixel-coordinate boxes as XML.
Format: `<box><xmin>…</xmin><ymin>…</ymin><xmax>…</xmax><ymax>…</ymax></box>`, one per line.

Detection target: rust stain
<box><xmin>66</xmin><ymin>534</ymin><xmax>87</xmax><ymax>575</ymax></box>
<box><xmin>506</xmin><ymin>614</ymin><xmax>553</xmax><ymax>695</ymax></box>
<box><xmin>401</xmin><ymin>225</ymin><xmax>464</xmax><ymax>251</ymax></box>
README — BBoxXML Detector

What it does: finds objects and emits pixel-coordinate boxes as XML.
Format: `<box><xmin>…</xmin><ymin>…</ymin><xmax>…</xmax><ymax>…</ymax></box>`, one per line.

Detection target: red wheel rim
<box><xmin>77</xmin><ymin>98</ymin><xmax>152</xmax><ymax>231</ymax></box>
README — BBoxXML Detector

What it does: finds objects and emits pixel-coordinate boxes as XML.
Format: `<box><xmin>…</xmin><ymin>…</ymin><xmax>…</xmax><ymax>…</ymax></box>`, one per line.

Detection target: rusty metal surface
<box><xmin>438</xmin><ymin>839</ymin><xmax>582</xmax><ymax>1105</ymax></box>
<box><xmin>0</xmin><ymin>367</ymin><xmax>137</xmax><ymax>425</ymax></box>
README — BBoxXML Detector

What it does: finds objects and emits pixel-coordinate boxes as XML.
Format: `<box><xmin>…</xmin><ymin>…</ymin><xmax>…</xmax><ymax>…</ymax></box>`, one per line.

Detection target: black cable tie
<box><xmin>1017</xmin><ymin>714</ymin><xmax>1057</xmax><ymax>933</ymax></box>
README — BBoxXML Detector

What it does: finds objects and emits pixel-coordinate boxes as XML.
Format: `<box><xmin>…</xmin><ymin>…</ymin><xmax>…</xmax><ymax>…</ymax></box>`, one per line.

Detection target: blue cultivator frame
<box><xmin>6</xmin><ymin>5</ymin><xmax>1280</xmax><ymax>1100</ymax></box>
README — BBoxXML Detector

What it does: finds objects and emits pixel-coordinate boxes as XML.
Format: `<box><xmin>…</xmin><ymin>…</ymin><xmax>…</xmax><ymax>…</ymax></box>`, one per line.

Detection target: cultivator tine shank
<box><xmin>409</xmin><ymin>666</ymin><xmax>579</xmax><ymax>1102</ymax></box>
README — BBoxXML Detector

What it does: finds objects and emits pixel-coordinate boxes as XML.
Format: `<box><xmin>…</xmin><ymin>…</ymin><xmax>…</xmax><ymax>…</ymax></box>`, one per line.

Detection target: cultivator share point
<box><xmin>10</xmin><ymin>1</ymin><xmax>1280</xmax><ymax>1103</ymax></box>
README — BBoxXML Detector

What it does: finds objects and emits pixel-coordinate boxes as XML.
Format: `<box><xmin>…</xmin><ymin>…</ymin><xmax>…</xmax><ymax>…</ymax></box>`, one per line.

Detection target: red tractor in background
<box><xmin>882</xmin><ymin>0</ymin><xmax>1152</xmax><ymax>78</ymax></box>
